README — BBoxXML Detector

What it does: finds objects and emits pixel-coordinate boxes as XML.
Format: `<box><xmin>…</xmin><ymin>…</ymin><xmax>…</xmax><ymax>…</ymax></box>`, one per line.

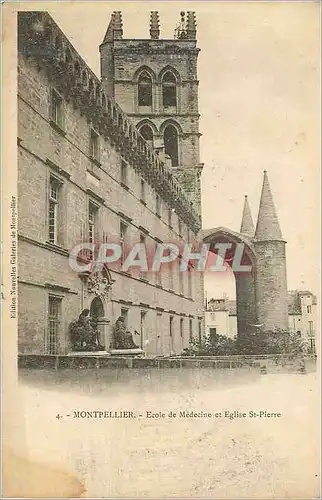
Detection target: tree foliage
<box><xmin>182</xmin><ymin>329</ymin><xmax>305</xmax><ymax>357</ymax></box>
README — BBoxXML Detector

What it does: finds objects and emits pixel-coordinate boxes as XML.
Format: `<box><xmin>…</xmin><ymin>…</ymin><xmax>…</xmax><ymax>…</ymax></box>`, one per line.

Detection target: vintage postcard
<box><xmin>2</xmin><ymin>1</ymin><xmax>321</xmax><ymax>498</ymax></box>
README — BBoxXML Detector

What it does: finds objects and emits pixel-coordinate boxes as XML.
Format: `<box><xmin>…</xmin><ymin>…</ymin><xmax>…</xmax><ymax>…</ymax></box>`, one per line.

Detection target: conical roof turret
<box><xmin>240</xmin><ymin>195</ymin><xmax>255</xmax><ymax>237</ymax></box>
<box><xmin>255</xmin><ymin>171</ymin><xmax>283</xmax><ymax>241</ymax></box>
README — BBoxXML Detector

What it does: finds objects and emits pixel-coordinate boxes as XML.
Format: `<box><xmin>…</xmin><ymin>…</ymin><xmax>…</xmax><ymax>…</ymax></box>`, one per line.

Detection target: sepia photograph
<box><xmin>2</xmin><ymin>1</ymin><xmax>320</xmax><ymax>498</ymax></box>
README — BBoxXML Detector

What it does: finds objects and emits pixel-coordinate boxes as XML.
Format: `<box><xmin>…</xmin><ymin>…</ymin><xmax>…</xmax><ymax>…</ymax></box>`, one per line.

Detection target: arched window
<box><xmin>162</xmin><ymin>71</ymin><xmax>177</xmax><ymax>108</ymax></box>
<box><xmin>164</xmin><ymin>125</ymin><xmax>179</xmax><ymax>166</ymax></box>
<box><xmin>139</xmin><ymin>124</ymin><xmax>154</xmax><ymax>147</ymax></box>
<box><xmin>138</xmin><ymin>71</ymin><xmax>152</xmax><ymax>107</ymax></box>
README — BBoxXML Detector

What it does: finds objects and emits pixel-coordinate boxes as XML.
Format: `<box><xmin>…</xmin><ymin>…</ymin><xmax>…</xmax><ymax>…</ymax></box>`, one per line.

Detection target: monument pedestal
<box><xmin>67</xmin><ymin>351</ymin><xmax>110</xmax><ymax>357</ymax></box>
<box><xmin>110</xmin><ymin>348</ymin><xmax>144</xmax><ymax>357</ymax></box>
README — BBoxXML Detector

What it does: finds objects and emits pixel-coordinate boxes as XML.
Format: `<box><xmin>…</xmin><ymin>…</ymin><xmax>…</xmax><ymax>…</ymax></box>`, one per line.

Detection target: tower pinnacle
<box><xmin>255</xmin><ymin>171</ymin><xmax>283</xmax><ymax>241</ymax></box>
<box><xmin>103</xmin><ymin>11</ymin><xmax>123</xmax><ymax>42</ymax></box>
<box><xmin>240</xmin><ymin>195</ymin><xmax>255</xmax><ymax>237</ymax></box>
<box><xmin>150</xmin><ymin>11</ymin><xmax>160</xmax><ymax>40</ymax></box>
<box><xmin>186</xmin><ymin>11</ymin><xmax>197</xmax><ymax>40</ymax></box>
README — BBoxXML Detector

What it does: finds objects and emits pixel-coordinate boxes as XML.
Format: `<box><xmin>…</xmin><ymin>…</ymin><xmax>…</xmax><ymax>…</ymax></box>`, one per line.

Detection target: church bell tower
<box><xmin>99</xmin><ymin>10</ymin><xmax>203</xmax><ymax>213</ymax></box>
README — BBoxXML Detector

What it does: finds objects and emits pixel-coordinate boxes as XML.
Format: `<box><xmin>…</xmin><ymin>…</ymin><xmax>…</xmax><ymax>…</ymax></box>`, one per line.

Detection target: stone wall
<box><xmin>254</xmin><ymin>240</ymin><xmax>288</xmax><ymax>331</ymax></box>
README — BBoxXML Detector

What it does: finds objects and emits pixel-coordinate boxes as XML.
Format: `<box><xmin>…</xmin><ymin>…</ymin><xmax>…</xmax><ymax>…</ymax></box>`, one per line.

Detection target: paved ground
<box><xmin>14</xmin><ymin>367</ymin><xmax>320</xmax><ymax>498</ymax></box>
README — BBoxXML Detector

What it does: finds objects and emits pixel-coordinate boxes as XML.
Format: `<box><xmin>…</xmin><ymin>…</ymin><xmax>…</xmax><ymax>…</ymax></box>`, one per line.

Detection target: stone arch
<box><xmin>137</xmin><ymin>119</ymin><xmax>158</xmax><ymax>148</ymax></box>
<box><xmin>90</xmin><ymin>296</ymin><xmax>105</xmax><ymax>320</ymax></box>
<box><xmin>160</xmin><ymin>120</ymin><xmax>182</xmax><ymax>167</ymax></box>
<box><xmin>158</xmin><ymin>65</ymin><xmax>181</xmax><ymax>85</ymax></box>
<box><xmin>137</xmin><ymin>119</ymin><xmax>159</xmax><ymax>136</ymax></box>
<box><xmin>133</xmin><ymin>66</ymin><xmax>156</xmax><ymax>112</ymax></box>
<box><xmin>202</xmin><ymin>226</ymin><xmax>258</xmax><ymax>337</ymax></box>
<box><xmin>80</xmin><ymin>265</ymin><xmax>115</xmax><ymax>351</ymax></box>
<box><xmin>133</xmin><ymin>65</ymin><xmax>157</xmax><ymax>84</ymax></box>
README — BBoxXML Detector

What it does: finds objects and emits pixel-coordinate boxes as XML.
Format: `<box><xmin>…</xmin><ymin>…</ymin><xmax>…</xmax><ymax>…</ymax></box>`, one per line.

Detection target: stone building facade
<box><xmin>100</xmin><ymin>11</ymin><xmax>203</xmax><ymax>212</ymax></box>
<box><xmin>17</xmin><ymin>11</ymin><xmax>205</xmax><ymax>356</ymax></box>
<box><xmin>288</xmin><ymin>290</ymin><xmax>317</xmax><ymax>353</ymax></box>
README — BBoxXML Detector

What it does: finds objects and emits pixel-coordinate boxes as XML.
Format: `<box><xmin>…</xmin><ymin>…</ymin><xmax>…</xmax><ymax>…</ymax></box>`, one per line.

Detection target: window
<box><xmin>187</xmin><ymin>265</ymin><xmax>192</xmax><ymax>298</ymax></box>
<box><xmin>307</xmin><ymin>305</ymin><xmax>312</xmax><ymax>314</ymax></box>
<box><xmin>198</xmin><ymin>321</ymin><xmax>202</xmax><ymax>343</ymax></box>
<box><xmin>310</xmin><ymin>338</ymin><xmax>316</xmax><ymax>354</ymax></box>
<box><xmin>209</xmin><ymin>327</ymin><xmax>217</xmax><ymax>345</ymax></box>
<box><xmin>140</xmin><ymin>178</ymin><xmax>146</xmax><ymax>203</ymax></box>
<box><xmin>169</xmin><ymin>316</ymin><xmax>174</xmax><ymax>352</ymax></box>
<box><xmin>162</xmin><ymin>71</ymin><xmax>177</xmax><ymax>108</ymax></box>
<box><xmin>155</xmin><ymin>243</ymin><xmax>162</xmax><ymax>286</ymax></box>
<box><xmin>120</xmin><ymin>221</ymin><xmax>128</xmax><ymax>265</ymax></box>
<box><xmin>308</xmin><ymin>321</ymin><xmax>314</xmax><ymax>336</ymax></box>
<box><xmin>156</xmin><ymin>313</ymin><xmax>163</xmax><ymax>354</ymax></box>
<box><xmin>121</xmin><ymin>308</ymin><xmax>129</xmax><ymax>326</ymax></box>
<box><xmin>180</xmin><ymin>318</ymin><xmax>184</xmax><ymax>338</ymax></box>
<box><xmin>140</xmin><ymin>234</ymin><xmax>147</xmax><ymax>280</ymax></box>
<box><xmin>47</xmin><ymin>296</ymin><xmax>61</xmax><ymax>354</ymax></box>
<box><xmin>48</xmin><ymin>176</ymin><xmax>62</xmax><ymax>245</ymax></box>
<box><xmin>140</xmin><ymin>311</ymin><xmax>147</xmax><ymax>349</ymax></box>
<box><xmin>88</xmin><ymin>201</ymin><xmax>99</xmax><ymax>243</ymax></box>
<box><xmin>139</xmin><ymin>125</ymin><xmax>153</xmax><ymax>147</ymax></box>
<box><xmin>138</xmin><ymin>71</ymin><xmax>153</xmax><ymax>107</ymax></box>
<box><xmin>90</xmin><ymin>128</ymin><xmax>100</xmax><ymax>162</ymax></box>
<box><xmin>164</xmin><ymin>125</ymin><xmax>179</xmax><ymax>166</ymax></box>
<box><xmin>121</xmin><ymin>160</ymin><xmax>128</xmax><ymax>186</ymax></box>
<box><xmin>50</xmin><ymin>89</ymin><xmax>64</xmax><ymax>129</ymax></box>
<box><xmin>156</xmin><ymin>194</ymin><xmax>161</xmax><ymax>217</ymax></box>
<box><xmin>189</xmin><ymin>319</ymin><xmax>193</xmax><ymax>341</ymax></box>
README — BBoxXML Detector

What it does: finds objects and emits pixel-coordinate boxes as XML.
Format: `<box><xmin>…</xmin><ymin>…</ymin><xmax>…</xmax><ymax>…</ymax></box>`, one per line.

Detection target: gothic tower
<box><xmin>99</xmin><ymin>10</ymin><xmax>203</xmax><ymax>213</ymax></box>
<box><xmin>254</xmin><ymin>171</ymin><xmax>288</xmax><ymax>331</ymax></box>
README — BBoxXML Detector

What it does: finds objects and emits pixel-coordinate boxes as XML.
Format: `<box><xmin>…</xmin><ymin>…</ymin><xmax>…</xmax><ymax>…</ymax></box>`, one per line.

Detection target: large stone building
<box><xmin>17</xmin><ymin>11</ymin><xmax>205</xmax><ymax>356</ymax></box>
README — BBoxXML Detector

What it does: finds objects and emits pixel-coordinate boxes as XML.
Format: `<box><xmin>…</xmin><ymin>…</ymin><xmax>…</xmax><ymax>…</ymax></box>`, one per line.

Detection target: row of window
<box><xmin>47</xmin><ymin>295</ymin><xmax>201</xmax><ymax>355</ymax></box>
<box><xmin>48</xmin><ymin>176</ymin><xmax>193</xmax><ymax>296</ymax></box>
<box><xmin>138</xmin><ymin>70</ymin><xmax>177</xmax><ymax>108</ymax></box>
<box><xmin>49</xmin><ymin>172</ymin><xmax>188</xmax><ymax>247</ymax></box>
<box><xmin>139</xmin><ymin>123</ymin><xmax>179</xmax><ymax>167</ymax></box>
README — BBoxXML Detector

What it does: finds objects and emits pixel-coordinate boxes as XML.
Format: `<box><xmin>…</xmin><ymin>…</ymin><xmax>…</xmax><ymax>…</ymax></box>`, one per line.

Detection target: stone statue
<box><xmin>70</xmin><ymin>309</ymin><xmax>105</xmax><ymax>351</ymax></box>
<box><xmin>113</xmin><ymin>316</ymin><xmax>139</xmax><ymax>350</ymax></box>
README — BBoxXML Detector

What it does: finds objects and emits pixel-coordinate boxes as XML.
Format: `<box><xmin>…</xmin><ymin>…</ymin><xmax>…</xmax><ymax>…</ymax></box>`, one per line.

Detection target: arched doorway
<box><xmin>202</xmin><ymin>227</ymin><xmax>257</xmax><ymax>338</ymax></box>
<box><xmin>80</xmin><ymin>265</ymin><xmax>115</xmax><ymax>351</ymax></box>
<box><xmin>90</xmin><ymin>296</ymin><xmax>104</xmax><ymax>322</ymax></box>
<box><xmin>89</xmin><ymin>296</ymin><xmax>106</xmax><ymax>349</ymax></box>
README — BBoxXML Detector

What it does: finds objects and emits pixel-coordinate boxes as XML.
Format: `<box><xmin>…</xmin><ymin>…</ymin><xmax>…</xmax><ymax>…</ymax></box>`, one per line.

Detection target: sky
<box><xmin>18</xmin><ymin>1</ymin><xmax>320</xmax><ymax>299</ymax></box>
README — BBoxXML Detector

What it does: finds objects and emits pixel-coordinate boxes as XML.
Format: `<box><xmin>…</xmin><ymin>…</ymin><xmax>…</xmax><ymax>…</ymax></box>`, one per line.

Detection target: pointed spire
<box><xmin>240</xmin><ymin>195</ymin><xmax>255</xmax><ymax>237</ymax></box>
<box><xmin>255</xmin><ymin>171</ymin><xmax>283</xmax><ymax>241</ymax></box>
<box><xmin>186</xmin><ymin>11</ymin><xmax>197</xmax><ymax>40</ymax></box>
<box><xmin>150</xmin><ymin>11</ymin><xmax>160</xmax><ymax>40</ymax></box>
<box><xmin>103</xmin><ymin>12</ymin><xmax>115</xmax><ymax>42</ymax></box>
<box><xmin>103</xmin><ymin>11</ymin><xmax>123</xmax><ymax>43</ymax></box>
